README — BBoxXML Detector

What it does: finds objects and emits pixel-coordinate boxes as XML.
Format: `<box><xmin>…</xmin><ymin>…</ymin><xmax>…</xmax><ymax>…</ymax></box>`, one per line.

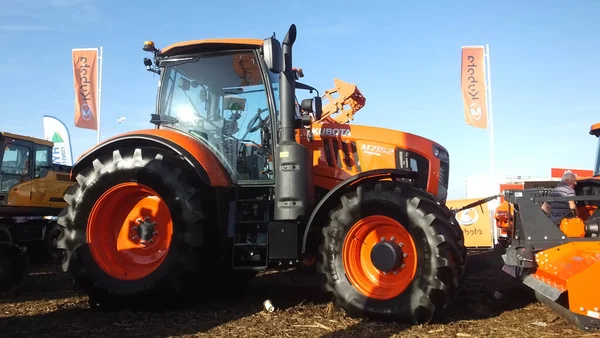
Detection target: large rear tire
<box><xmin>317</xmin><ymin>180</ymin><xmax>465</xmax><ymax>323</ymax></box>
<box><xmin>57</xmin><ymin>147</ymin><xmax>211</xmax><ymax>308</ymax></box>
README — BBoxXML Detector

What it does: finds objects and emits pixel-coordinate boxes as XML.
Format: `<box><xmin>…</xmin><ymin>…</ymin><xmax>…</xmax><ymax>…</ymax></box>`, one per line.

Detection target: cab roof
<box><xmin>159</xmin><ymin>38</ymin><xmax>264</xmax><ymax>57</ymax></box>
<box><xmin>1</xmin><ymin>131</ymin><xmax>53</xmax><ymax>146</ymax></box>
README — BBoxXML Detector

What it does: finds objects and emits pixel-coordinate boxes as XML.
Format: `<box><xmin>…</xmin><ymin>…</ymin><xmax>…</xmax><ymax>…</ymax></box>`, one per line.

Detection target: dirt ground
<box><xmin>1</xmin><ymin>256</ymin><xmax>599</xmax><ymax>338</ymax></box>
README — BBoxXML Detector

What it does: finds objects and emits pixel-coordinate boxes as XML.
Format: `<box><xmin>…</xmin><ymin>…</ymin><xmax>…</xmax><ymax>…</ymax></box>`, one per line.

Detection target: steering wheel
<box><xmin>247</xmin><ymin>108</ymin><xmax>270</xmax><ymax>133</ymax></box>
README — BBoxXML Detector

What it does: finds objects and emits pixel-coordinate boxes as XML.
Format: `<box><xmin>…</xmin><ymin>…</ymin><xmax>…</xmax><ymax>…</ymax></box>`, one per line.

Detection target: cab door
<box><xmin>0</xmin><ymin>138</ymin><xmax>34</xmax><ymax>207</ymax></box>
<box><xmin>30</xmin><ymin>143</ymin><xmax>58</xmax><ymax>208</ymax></box>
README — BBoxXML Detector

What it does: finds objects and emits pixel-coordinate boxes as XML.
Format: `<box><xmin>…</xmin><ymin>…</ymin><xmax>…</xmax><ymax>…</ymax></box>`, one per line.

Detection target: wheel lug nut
<box><xmin>393</xmin><ymin>271</ymin><xmax>398</xmax><ymax>275</ymax></box>
<box><xmin>403</xmin><ymin>253</ymin><xmax>408</xmax><ymax>257</ymax></box>
<box><xmin>380</xmin><ymin>237</ymin><xmax>385</xmax><ymax>241</ymax></box>
<box><xmin>399</xmin><ymin>242</ymin><xmax>404</xmax><ymax>247</ymax></box>
<box><xmin>401</xmin><ymin>264</ymin><xmax>406</xmax><ymax>269</ymax></box>
<box><xmin>132</xmin><ymin>236</ymin><xmax>138</xmax><ymax>240</ymax></box>
<box><xmin>391</xmin><ymin>237</ymin><xmax>395</xmax><ymax>241</ymax></box>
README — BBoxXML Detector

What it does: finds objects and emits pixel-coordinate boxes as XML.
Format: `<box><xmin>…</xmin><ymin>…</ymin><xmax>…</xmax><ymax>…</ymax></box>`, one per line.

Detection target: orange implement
<box><xmin>317</xmin><ymin>79</ymin><xmax>366</xmax><ymax>124</ymax></box>
<box><xmin>532</xmin><ymin>242</ymin><xmax>600</xmax><ymax>319</ymax></box>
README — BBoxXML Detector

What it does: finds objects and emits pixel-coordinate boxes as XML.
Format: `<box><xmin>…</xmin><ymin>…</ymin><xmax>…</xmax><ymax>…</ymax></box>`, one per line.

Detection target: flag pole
<box><xmin>97</xmin><ymin>46</ymin><xmax>103</xmax><ymax>144</ymax></box>
<box><xmin>485</xmin><ymin>44</ymin><xmax>495</xmax><ymax>182</ymax></box>
<box><xmin>484</xmin><ymin>44</ymin><xmax>496</xmax><ymax>244</ymax></box>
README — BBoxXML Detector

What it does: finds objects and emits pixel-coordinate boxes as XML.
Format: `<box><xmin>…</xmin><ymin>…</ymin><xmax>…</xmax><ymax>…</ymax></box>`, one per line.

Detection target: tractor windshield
<box><xmin>157</xmin><ymin>50</ymin><xmax>279</xmax><ymax>182</ymax></box>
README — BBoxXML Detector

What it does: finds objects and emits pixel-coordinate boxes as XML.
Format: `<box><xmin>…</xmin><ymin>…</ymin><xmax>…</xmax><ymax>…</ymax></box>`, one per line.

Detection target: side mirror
<box><xmin>300</xmin><ymin>96</ymin><xmax>323</xmax><ymax>121</ymax></box>
<box><xmin>262</xmin><ymin>37</ymin><xmax>282</xmax><ymax>73</ymax></box>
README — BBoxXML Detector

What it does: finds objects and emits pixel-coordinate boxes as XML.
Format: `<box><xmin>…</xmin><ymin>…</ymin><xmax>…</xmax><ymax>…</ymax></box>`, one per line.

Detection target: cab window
<box><xmin>1</xmin><ymin>144</ymin><xmax>30</xmax><ymax>176</ymax></box>
<box><xmin>34</xmin><ymin>144</ymin><xmax>51</xmax><ymax>178</ymax></box>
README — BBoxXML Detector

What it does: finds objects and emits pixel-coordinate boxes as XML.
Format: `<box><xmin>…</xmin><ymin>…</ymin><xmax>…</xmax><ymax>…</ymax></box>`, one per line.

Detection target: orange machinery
<box><xmin>56</xmin><ymin>24</ymin><xmax>466</xmax><ymax>325</ymax></box>
<box><xmin>490</xmin><ymin>122</ymin><xmax>600</xmax><ymax>331</ymax></box>
<box><xmin>0</xmin><ymin>132</ymin><xmax>72</xmax><ymax>262</ymax></box>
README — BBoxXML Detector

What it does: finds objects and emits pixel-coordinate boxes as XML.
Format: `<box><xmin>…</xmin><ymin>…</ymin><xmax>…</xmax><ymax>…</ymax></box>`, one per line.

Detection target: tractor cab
<box><xmin>0</xmin><ymin>132</ymin><xmax>52</xmax><ymax>206</ymax></box>
<box><xmin>0</xmin><ymin>132</ymin><xmax>71</xmax><ymax>211</ymax></box>
<box><xmin>142</xmin><ymin>38</ymin><xmax>321</xmax><ymax>187</ymax></box>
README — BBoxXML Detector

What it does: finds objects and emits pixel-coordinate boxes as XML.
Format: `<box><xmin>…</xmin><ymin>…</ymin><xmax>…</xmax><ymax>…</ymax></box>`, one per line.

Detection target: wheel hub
<box><xmin>132</xmin><ymin>217</ymin><xmax>158</xmax><ymax>245</ymax></box>
<box><xmin>370</xmin><ymin>240</ymin><xmax>404</xmax><ymax>272</ymax></box>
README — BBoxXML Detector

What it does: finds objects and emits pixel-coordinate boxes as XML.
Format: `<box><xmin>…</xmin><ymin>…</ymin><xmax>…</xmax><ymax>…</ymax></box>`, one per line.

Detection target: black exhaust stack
<box><xmin>274</xmin><ymin>24</ymin><xmax>314</xmax><ymax>221</ymax></box>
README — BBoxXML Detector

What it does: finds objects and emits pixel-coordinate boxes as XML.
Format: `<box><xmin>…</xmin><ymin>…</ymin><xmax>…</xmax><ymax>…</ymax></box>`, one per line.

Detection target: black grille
<box><xmin>439</xmin><ymin>161</ymin><xmax>449</xmax><ymax>188</ymax></box>
<box><xmin>396</xmin><ymin>148</ymin><xmax>429</xmax><ymax>190</ymax></box>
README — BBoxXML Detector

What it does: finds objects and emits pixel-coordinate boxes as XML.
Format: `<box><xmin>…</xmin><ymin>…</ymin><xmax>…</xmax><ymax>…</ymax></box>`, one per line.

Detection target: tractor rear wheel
<box><xmin>57</xmin><ymin>147</ymin><xmax>211</xmax><ymax>308</ymax></box>
<box><xmin>317</xmin><ymin>180</ymin><xmax>465</xmax><ymax>323</ymax></box>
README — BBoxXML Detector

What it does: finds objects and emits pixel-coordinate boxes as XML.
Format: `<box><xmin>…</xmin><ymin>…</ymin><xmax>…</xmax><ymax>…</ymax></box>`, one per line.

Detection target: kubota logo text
<box><xmin>312</xmin><ymin>128</ymin><xmax>351</xmax><ymax>137</ymax></box>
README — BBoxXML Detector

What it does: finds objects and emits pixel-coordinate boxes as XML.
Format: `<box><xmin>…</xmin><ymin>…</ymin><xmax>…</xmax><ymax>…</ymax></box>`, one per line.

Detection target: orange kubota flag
<box><xmin>461</xmin><ymin>46</ymin><xmax>488</xmax><ymax>129</ymax></box>
<box><xmin>72</xmin><ymin>48</ymin><xmax>99</xmax><ymax>130</ymax></box>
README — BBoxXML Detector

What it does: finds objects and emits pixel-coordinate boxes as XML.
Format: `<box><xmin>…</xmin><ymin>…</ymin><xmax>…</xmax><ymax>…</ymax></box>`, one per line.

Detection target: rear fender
<box><xmin>301</xmin><ymin>168</ymin><xmax>420</xmax><ymax>253</ymax></box>
<box><xmin>72</xmin><ymin>129</ymin><xmax>233</xmax><ymax>188</ymax></box>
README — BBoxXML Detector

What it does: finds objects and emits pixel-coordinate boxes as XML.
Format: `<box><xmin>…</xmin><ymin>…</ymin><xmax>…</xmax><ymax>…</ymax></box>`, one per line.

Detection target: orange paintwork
<box><xmin>87</xmin><ymin>182</ymin><xmax>173</xmax><ymax>281</ymax></box>
<box><xmin>296</xmin><ymin>122</ymin><xmax>444</xmax><ymax>195</ymax></box>
<box><xmin>559</xmin><ymin>218</ymin><xmax>587</xmax><ymax>238</ymax></box>
<box><xmin>159</xmin><ymin>38</ymin><xmax>263</xmax><ymax>56</ymax></box>
<box><xmin>532</xmin><ymin>242</ymin><xmax>600</xmax><ymax>319</ymax></box>
<box><xmin>78</xmin><ymin>129</ymin><xmax>232</xmax><ymax>187</ymax></box>
<box><xmin>6</xmin><ymin>171</ymin><xmax>73</xmax><ymax>208</ymax></box>
<box><xmin>342</xmin><ymin>215</ymin><xmax>418</xmax><ymax>300</ymax></box>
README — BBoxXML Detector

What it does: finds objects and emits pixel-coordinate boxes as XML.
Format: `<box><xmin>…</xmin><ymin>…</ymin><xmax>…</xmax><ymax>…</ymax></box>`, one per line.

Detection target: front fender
<box><xmin>72</xmin><ymin>128</ymin><xmax>233</xmax><ymax>188</ymax></box>
<box><xmin>301</xmin><ymin>168</ymin><xmax>420</xmax><ymax>253</ymax></box>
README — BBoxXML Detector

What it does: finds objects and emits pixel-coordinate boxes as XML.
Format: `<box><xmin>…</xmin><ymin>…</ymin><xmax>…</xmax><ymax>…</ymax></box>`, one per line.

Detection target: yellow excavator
<box><xmin>0</xmin><ymin>131</ymin><xmax>74</xmax><ymax>295</ymax></box>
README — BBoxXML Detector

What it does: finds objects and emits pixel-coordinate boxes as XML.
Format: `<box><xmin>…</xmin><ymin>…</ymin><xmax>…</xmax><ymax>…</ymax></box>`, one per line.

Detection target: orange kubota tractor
<box><xmin>488</xmin><ymin>122</ymin><xmax>600</xmax><ymax>331</ymax></box>
<box><xmin>57</xmin><ymin>24</ymin><xmax>466</xmax><ymax>324</ymax></box>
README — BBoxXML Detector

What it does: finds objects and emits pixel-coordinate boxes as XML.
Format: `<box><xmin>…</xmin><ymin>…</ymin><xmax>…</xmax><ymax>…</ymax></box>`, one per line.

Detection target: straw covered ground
<box><xmin>1</xmin><ymin>254</ymin><xmax>598</xmax><ymax>338</ymax></box>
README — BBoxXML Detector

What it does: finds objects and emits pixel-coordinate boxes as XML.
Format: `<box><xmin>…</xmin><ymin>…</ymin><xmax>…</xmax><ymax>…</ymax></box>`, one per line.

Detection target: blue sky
<box><xmin>1</xmin><ymin>0</ymin><xmax>599</xmax><ymax>200</ymax></box>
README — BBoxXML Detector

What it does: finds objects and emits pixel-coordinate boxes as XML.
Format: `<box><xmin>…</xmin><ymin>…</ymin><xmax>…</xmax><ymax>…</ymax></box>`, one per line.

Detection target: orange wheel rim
<box><xmin>342</xmin><ymin>215</ymin><xmax>418</xmax><ymax>300</ymax></box>
<box><xmin>87</xmin><ymin>182</ymin><xmax>173</xmax><ymax>281</ymax></box>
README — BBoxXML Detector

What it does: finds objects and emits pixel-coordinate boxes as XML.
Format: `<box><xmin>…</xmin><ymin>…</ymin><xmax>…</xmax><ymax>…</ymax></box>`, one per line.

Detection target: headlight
<box><xmin>432</xmin><ymin>144</ymin><xmax>449</xmax><ymax>162</ymax></box>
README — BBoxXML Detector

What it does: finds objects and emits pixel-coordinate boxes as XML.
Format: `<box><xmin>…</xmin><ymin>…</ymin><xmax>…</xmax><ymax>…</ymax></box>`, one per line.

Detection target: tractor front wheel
<box><xmin>318</xmin><ymin>181</ymin><xmax>464</xmax><ymax>323</ymax></box>
<box><xmin>57</xmin><ymin>147</ymin><xmax>210</xmax><ymax>308</ymax></box>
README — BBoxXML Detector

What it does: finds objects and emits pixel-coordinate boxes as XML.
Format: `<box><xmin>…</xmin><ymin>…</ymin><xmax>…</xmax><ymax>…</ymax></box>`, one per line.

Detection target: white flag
<box><xmin>42</xmin><ymin>115</ymin><xmax>74</xmax><ymax>166</ymax></box>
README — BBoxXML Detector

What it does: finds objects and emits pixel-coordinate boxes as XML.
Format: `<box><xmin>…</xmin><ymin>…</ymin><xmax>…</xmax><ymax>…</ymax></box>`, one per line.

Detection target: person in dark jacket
<box><xmin>541</xmin><ymin>172</ymin><xmax>578</xmax><ymax>224</ymax></box>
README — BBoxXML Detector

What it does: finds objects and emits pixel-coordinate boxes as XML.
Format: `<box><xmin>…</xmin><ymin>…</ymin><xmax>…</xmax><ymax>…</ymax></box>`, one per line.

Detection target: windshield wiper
<box><xmin>150</xmin><ymin>114</ymin><xmax>179</xmax><ymax>126</ymax></box>
<box><xmin>158</xmin><ymin>55</ymin><xmax>199</xmax><ymax>67</ymax></box>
